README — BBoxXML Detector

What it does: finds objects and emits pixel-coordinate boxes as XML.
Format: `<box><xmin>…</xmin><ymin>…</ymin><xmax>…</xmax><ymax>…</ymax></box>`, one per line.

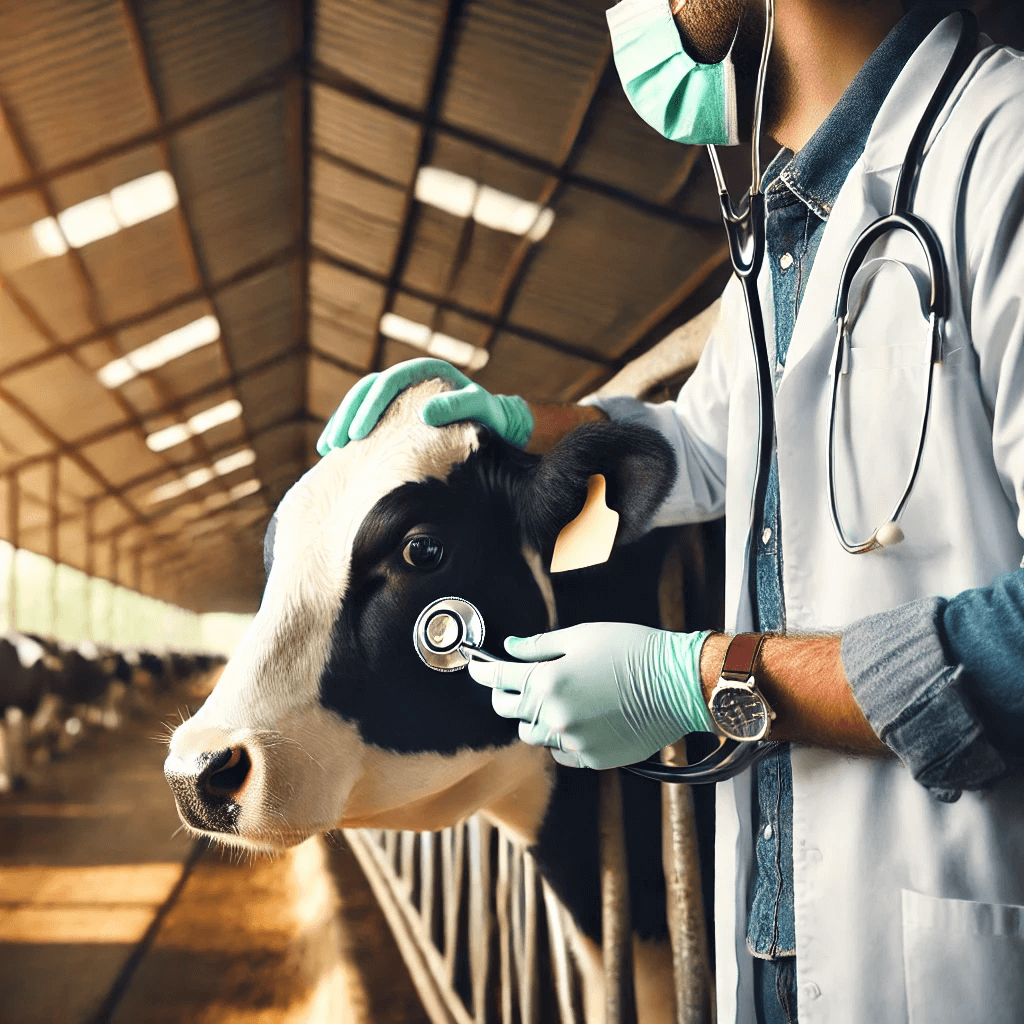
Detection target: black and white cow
<box><xmin>165</xmin><ymin>379</ymin><xmax>714</xmax><ymax>1021</ymax></box>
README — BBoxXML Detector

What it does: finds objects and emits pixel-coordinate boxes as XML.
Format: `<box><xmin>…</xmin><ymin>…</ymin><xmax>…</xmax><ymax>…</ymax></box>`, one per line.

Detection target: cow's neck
<box><xmin>341</xmin><ymin>742</ymin><xmax>554</xmax><ymax>840</ymax></box>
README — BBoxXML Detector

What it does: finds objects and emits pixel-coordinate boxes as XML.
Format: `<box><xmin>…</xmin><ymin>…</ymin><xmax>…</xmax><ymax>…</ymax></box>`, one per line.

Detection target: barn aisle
<box><xmin>0</xmin><ymin>693</ymin><xmax>429</xmax><ymax>1024</ymax></box>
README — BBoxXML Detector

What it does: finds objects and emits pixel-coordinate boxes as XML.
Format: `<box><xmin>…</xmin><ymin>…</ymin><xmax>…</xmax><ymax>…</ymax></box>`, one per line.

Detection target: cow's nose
<box><xmin>165</xmin><ymin>744</ymin><xmax>253</xmax><ymax>834</ymax></box>
<box><xmin>198</xmin><ymin>746</ymin><xmax>251</xmax><ymax>801</ymax></box>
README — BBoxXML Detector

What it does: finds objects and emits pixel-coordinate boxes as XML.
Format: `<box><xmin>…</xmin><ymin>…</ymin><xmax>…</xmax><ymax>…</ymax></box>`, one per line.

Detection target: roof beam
<box><xmin>311</xmin><ymin>246</ymin><xmax>618</xmax><ymax>368</ymax></box>
<box><xmin>0</xmin><ymin>244</ymin><xmax>299</xmax><ymax>383</ymax></box>
<box><xmin>0</xmin><ymin>344</ymin><xmax>323</xmax><ymax>477</ymax></box>
<box><xmin>308</xmin><ymin>63</ymin><xmax>720</xmax><ymax>234</ymax></box>
<box><xmin>471</xmin><ymin>49</ymin><xmax>613</xmax><ymax>363</ymax></box>
<box><xmin>369</xmin><ymin>0</ymin><xmax>466</xmax><ymax>372</ymax></box>
<box><xmin>121</xmin><ymin>0</ymin><xmax>272</xmax><ymax>514</ymax></box>
<box><xmin>0</xmin><ymin>58</ymin><xmax>299</xmax><ymax>204</ymax></box>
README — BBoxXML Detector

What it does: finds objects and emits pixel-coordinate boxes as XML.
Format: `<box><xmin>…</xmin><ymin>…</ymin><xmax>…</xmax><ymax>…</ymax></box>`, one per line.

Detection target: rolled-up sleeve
<box><xmin>841</xmin><ymin>596</ymin><xmax>1009</xmax><ymax>802</ymax></box>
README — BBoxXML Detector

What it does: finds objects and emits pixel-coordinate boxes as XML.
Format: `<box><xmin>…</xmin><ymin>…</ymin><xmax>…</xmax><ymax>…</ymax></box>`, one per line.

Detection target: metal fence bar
<box><xmin>497</xmin><ymin>836</ymin><xmax>514</xmax><ymax>1024</ymax></box>
<box><xmin>541</xmin><ymin>877</ymin><xmax>579</xmax><ymax>1024</ymax></box>
<box><xmin>344</xmin><ymin>828</ymin><xmax>472</xmax><ymax>1024</ymax></box>
<box><xmin>443</xmin><ymin>824</ymin><xmax>466</xmax><ymax>985</ymax></box>
<box><xmin>468</xmin><ymin>816</ymin><xmax>493</xmax><ymax>1022</ymax></box>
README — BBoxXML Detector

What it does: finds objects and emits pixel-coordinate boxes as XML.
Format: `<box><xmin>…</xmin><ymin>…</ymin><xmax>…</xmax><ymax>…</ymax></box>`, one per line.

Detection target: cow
<box><xmin>164</xmin><ymin>379</ymin><xmax>716</xmax><ymax>1022</ymax></box>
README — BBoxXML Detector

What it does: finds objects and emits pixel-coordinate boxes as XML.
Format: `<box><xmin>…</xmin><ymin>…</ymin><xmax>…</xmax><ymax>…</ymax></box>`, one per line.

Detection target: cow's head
<box><xmin>165</xmin><ymin>379</ymin><xmax>675</xmax><ymax>852</ymax></box>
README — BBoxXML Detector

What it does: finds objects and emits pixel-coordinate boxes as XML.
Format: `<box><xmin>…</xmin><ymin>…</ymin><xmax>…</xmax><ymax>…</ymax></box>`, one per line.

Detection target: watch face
<box><xmin>711</xmin><ymin>685</ymin><xmax>770</xmax><ymax>741</ymax></box>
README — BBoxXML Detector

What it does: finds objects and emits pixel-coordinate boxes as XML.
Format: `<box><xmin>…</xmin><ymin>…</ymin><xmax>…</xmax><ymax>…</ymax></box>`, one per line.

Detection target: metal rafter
<box><xmin>369</xmin><ymin>0</ymin><xmax>465</xmax><ymax>373</ymax></box>
<box><xmin>0</xmin><ymin>379</ymin><xmax>139</xmax><ymax>523</ymax></box>
<box><xmin>0</xmin><ymin>97</ymin><xmax>181</xmax><ymax>529</ymax></box>
<box><xmin>311</xmin><ymin>245</ymin><xmax>618</xmax><ymax>368</ymax></box>
<box><xmin>2</xmin><ymin>344</ymin><xmax>321</xmax><ymax>477</ymax></box>
<box><xmin>0</xmin><ymin>58</ymin><xmax>299</xmax><ymax>204</ymax></box>
<box><xmin>120</xmin><ymin>0</ymin><xmax>271</xmax><ymax>514</ymax></box>
<box><xmin>293</xmin><ymin>0</ymin><xmax>314</xmax><ymax>467</ymax></box>
<box><xmin>470</xmin><ymin>50</ymin><xmax>614</xmax><ymax>362</ymax></box>
<box><xmin>0</xmin><ymin>244</ymin><xmax>299</xmax><ymax>383</ymax></box>
<box><xmin>307</xmin><ymin>63</ymin><xmax>721</xmax><ymax>234</ymax></box>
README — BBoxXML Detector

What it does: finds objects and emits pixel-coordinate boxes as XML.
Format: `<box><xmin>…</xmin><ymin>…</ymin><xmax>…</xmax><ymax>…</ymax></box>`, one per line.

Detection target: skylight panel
<box><xmin>379</xmin><ymin>314</ymin><xmax>489</xmax><ymax>371</ymax></box>
<box><xmin>148</xmin><ymin>448</ymin><xmax>258</xmax><ymax>505</ymax></box>
<box><xmin>229</xmin><ymin>479</ymin><xmax>261</xmax><ymax>501</ymax></box>
<box><xmin>415</xmin><ymin>166</ymin><xmax>555</xmax><ymax>242</ymax></box>
<box><xmin>187</xmin><ymin>398</ymin><xmax>242</xmax><ymax>435</ymax></box>
<box><xmin>145</xmin><ymin>423</ymin><xmax>192</xmax><ymax>453</ymax></box>
<box><xmin>27</xmin><ymin>170</ymin><xmax>180</xmax><ymax>263</ymax></box>
<box><xmin>149</xmin><ymin>478</ymin><xmax>190</xmax><ymax>504</ymax></box>
<box><xmin>213</xmin><ymin>449</ymin><xmax>256</xmax><ymax>477</ymax></box>
<box><xmin>110</xmin><ymin>172</ymin><xmax>178</xmax><ymax>227</ymax></box>
<box><xmin>380</xmin><ymin>313</ymin><xmax>431</xmax><ymax>348</ymax></box>
<box><xmin>98</xmin><ymin>315</ymin><xmax>221</xmax><ymax>389</ymax></box>
<box><xmin>145</xmin><ymin>398</ymin><xmax>242</xmax><ymax>453</ymax></box>
<box><xmin>427</xmin><ymin>332</ymin><xmax>489</xmax><ymax>371</ymax></box>
<box><xmin>183</xmin><ymin>467</ymin><xmax>215</xmax><ymax>490</ymax></box>
<box><xmin>58</xmin><ymin>195</ymin><xmax>121</xmax><ymax>248</ymax></box>
<box><xmin>415</xmin><ymin>167</ymin><xmax>477</xmax><ymax>218</ymax></box>
<box><xmin>31</xmin><ymin>218</ymin><xmax>68</xmax><ymax>258</ymax></box>
<box><xmin>473</xmin><ymin>186</ymin><xmax>541</xmax><ymax>236</ymax></box>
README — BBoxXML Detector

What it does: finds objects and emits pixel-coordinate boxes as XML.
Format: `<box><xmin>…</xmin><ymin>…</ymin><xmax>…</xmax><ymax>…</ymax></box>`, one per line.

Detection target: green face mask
<box><xmin>606</xmin><ymin>0</ymin><xmax>739</xmax><ymax>147</ymax></box>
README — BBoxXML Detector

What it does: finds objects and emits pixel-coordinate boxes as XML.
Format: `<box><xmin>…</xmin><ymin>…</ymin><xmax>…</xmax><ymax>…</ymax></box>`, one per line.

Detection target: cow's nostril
<box><xmin>200</xmin><ymin>746</ymin><xmax>251</xmax><ymax>800</ymax></box>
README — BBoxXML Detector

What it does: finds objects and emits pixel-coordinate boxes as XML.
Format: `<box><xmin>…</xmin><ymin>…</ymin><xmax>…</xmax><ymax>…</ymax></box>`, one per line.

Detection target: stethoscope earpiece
<box><xmin>873</xmin><ymin>521</ymin><xmax>905</xmax><ymax>550</ymax></box>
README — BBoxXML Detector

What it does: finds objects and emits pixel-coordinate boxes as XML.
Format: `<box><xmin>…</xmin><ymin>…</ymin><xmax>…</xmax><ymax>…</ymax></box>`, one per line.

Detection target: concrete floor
<box><xmin>0</xmin><ymin>694</ymin><xmax>430</xmax><ymax>1024</ymax></box>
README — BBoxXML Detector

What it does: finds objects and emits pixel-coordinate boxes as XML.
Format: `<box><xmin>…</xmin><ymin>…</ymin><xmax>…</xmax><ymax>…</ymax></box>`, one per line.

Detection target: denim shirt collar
<box><xmin>761</xmin><ymin>4</ymin><xmax>948</xmax><ymax>219</ymax></box>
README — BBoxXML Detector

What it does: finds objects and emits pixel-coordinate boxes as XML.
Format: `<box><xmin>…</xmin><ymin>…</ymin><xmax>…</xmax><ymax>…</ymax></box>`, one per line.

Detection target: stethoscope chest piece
<box><xmin>413</xmin><ymin>597</ymin><xmax>488</xmax><ymax>671</ymax></box>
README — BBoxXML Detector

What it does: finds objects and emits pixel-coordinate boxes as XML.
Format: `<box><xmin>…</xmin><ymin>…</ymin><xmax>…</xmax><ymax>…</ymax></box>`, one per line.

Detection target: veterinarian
<box><xmin>320</xmin><ymin>1</ymin><xmax>1024</xmax><ymax>1021</ymax></box>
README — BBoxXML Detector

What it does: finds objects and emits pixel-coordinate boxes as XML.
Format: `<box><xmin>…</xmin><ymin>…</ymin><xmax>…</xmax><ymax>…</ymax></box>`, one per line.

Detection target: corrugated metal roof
<box><xmin>4</xmin><ymin>1</ymin><xmax>1015</xmax><ymax>612</ymax></box>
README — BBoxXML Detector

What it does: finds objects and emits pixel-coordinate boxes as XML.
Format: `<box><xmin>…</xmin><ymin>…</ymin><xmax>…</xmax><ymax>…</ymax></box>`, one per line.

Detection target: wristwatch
<box><xmin>708</xmin><ymin>633</ymin><xmax>775</xmax><ymax>742</ymax></box>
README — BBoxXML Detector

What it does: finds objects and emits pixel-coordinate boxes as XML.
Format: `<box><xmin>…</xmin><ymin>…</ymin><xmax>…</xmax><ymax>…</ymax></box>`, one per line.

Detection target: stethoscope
<box><xmin>413</xmin><ymin>9</ymin><xmax>979</xmax><ymax>785</ymax></box>
<box><xmin>412</xmin><ymin>596</ymin><xmax>773</xmax><ymax>783</ymax></box>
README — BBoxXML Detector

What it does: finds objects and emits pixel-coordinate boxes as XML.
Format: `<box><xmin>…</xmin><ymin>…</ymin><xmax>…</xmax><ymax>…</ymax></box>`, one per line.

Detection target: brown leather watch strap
<box><xmin>720</xmin><ymin>633</ymin><xmax>767</xmax><ymax>682</ymax></box>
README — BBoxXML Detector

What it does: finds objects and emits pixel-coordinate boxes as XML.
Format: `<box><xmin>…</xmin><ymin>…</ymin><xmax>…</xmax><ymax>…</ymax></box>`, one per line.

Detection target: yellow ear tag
<box><xmin>550</xmin><ymin>474</ymin><xmax>619</xmax><ymax>574</ymax></box>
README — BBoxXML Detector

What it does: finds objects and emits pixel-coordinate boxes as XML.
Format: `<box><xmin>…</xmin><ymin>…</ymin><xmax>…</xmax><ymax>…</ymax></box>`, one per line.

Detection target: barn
<box><xmin>2</xmin><ymin>2</ymin><xmax>1022</xmax><ymax>1023</ymax></box>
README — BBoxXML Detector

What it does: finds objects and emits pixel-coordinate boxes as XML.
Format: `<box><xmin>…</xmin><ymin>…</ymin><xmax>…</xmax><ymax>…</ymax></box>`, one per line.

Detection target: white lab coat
<box><xmin>593</xmin><ymin>16</ymin><xmax>1024</xmax><ymax>1024</ymax></box>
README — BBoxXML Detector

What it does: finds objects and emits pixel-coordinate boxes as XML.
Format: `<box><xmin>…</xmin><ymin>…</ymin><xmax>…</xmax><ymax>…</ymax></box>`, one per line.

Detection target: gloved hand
<box><xmin>468</xmin><ymin>622</ymin><xmax>714</xmax><ymax>769</ymax></box>
<box><xmin>316</xmin><ymin>357</ymin><xmax>533</xmax><ymax>455</ymax></box>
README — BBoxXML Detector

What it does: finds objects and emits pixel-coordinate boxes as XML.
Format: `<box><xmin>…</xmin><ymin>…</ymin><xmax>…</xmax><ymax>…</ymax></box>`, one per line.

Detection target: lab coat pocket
<box><xmin>902</xmin><ymin>888</ymin><xmax>1024</xmax><ymax>1024</ymax></box>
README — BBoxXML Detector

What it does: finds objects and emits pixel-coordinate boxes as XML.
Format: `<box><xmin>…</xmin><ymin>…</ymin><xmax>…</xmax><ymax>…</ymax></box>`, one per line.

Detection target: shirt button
<box><xmin>763</xmin><ymin>824</ymin><xmax>773</xmax><ymax>840</ymax></box>
<box><xmin>802</xmin><ymin>982</ymin><xmax>822</xmax><ymax>1000</ymax></box>
<box><xmin>762</xmin><ymin>527</ymin><xmax>772</xmax><ymax>544</ymax></box>
<box><xmin>806</xmin><ymin>847</ymin><xmax>823</xmax><ymax>864</ymax></box>
<box><xmin>779</xmin><ymin>252</ymin><xmax>794</xmax><ymax>270</ymax></box>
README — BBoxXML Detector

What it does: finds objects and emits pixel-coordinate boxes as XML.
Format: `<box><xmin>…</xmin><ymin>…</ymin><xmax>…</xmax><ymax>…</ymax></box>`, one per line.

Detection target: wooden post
<box><xmin>662</xmin><ymin>743</ymin><xmax>714</xmax><ymax>1024</ymax></box>
<box><xmin>48</xmin><ymin>457</ymin><xmax>59</xmax><ymax>637</ymax></box>
<box><xmin>3</xmin><ymin>473</ymin><xmax>17</xmax><ymax>632</ymax></box>
<box><xmin>84</xmin><ymin>501</ymin><xmax>95</xmax><ymax>641</ymax></box>
<box><xmin>599</xmin><ymin>769</ymin><xmax>637</xmax><ymax>1024</ymax></box>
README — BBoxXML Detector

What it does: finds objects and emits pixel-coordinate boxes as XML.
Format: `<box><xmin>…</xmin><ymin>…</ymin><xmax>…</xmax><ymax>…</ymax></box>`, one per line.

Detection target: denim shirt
<box><xmin>746</xmin><ymin>4</ymin><xmax>947</xmax><ymax>960</ymax></box>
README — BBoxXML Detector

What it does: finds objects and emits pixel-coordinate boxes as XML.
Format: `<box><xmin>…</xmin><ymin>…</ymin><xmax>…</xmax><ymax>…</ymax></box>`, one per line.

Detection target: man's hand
<box><xmin>468</xmin><ymin>622</ymin><xmax>713</xmax><ymax>769</ymax></box>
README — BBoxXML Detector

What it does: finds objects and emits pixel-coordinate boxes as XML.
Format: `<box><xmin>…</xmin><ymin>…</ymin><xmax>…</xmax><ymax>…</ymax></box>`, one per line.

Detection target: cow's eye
<box><xmin>403</xmin><ymin>535</ymin><xmax>444</xmax><ymax>568</ymax></box>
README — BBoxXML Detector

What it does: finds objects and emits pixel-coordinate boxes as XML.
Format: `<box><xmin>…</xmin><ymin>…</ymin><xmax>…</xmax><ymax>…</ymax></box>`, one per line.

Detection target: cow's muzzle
<box><xmin>164</xmin><ymin>745</ymin><xmax>252</xmax><ymax>835</ymax></box>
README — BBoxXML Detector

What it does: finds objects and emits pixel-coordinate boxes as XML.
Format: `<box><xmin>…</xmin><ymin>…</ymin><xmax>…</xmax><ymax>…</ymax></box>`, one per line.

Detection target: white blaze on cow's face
<box><xmin>164</xmin><ymin>380</ymin><xmax>554</xmax><ymax>852</ymax></box>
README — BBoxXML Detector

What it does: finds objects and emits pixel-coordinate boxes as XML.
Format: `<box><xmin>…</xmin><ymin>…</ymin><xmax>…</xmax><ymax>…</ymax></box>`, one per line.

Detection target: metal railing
<box><xmin>345</xmin><ymin>817</ymin><xmax>589</xmax><ymax>1024</ymax></box>
<box><xmin>344</xmin><ymin>758</ymin><xmax>711</xmax><ymax>1024</ymax></box>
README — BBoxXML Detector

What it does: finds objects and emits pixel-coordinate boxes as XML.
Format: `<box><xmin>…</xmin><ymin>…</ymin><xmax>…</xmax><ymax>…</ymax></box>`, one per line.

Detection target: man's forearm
<box><xmin>699</xmin><ymin>632</ymin><xmax>889</xmax><ymax>753</ymax></box>
<box><xmin>525</xmin><ymin>403</ymin><xmax>606</xmax><ymax>454</ymax></box>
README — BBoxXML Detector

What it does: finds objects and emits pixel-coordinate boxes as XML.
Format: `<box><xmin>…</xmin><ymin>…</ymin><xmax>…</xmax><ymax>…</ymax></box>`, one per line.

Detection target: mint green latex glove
<box><xmin>468</xmin><ymin>623</ymin><xmax>714</xmax><ymax>770</ymax></box>
<box><xmin>316</xmin><ymin>357</ymin><xmax>533</xmax><ymax>455</ymax></box>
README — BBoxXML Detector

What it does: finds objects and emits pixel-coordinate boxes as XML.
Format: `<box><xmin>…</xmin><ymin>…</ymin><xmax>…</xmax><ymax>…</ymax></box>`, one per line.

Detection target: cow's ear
<box><xmin>521</xmin><ymin>421</ymin><xmax>676</xmax><ymax>557</ymax></box>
